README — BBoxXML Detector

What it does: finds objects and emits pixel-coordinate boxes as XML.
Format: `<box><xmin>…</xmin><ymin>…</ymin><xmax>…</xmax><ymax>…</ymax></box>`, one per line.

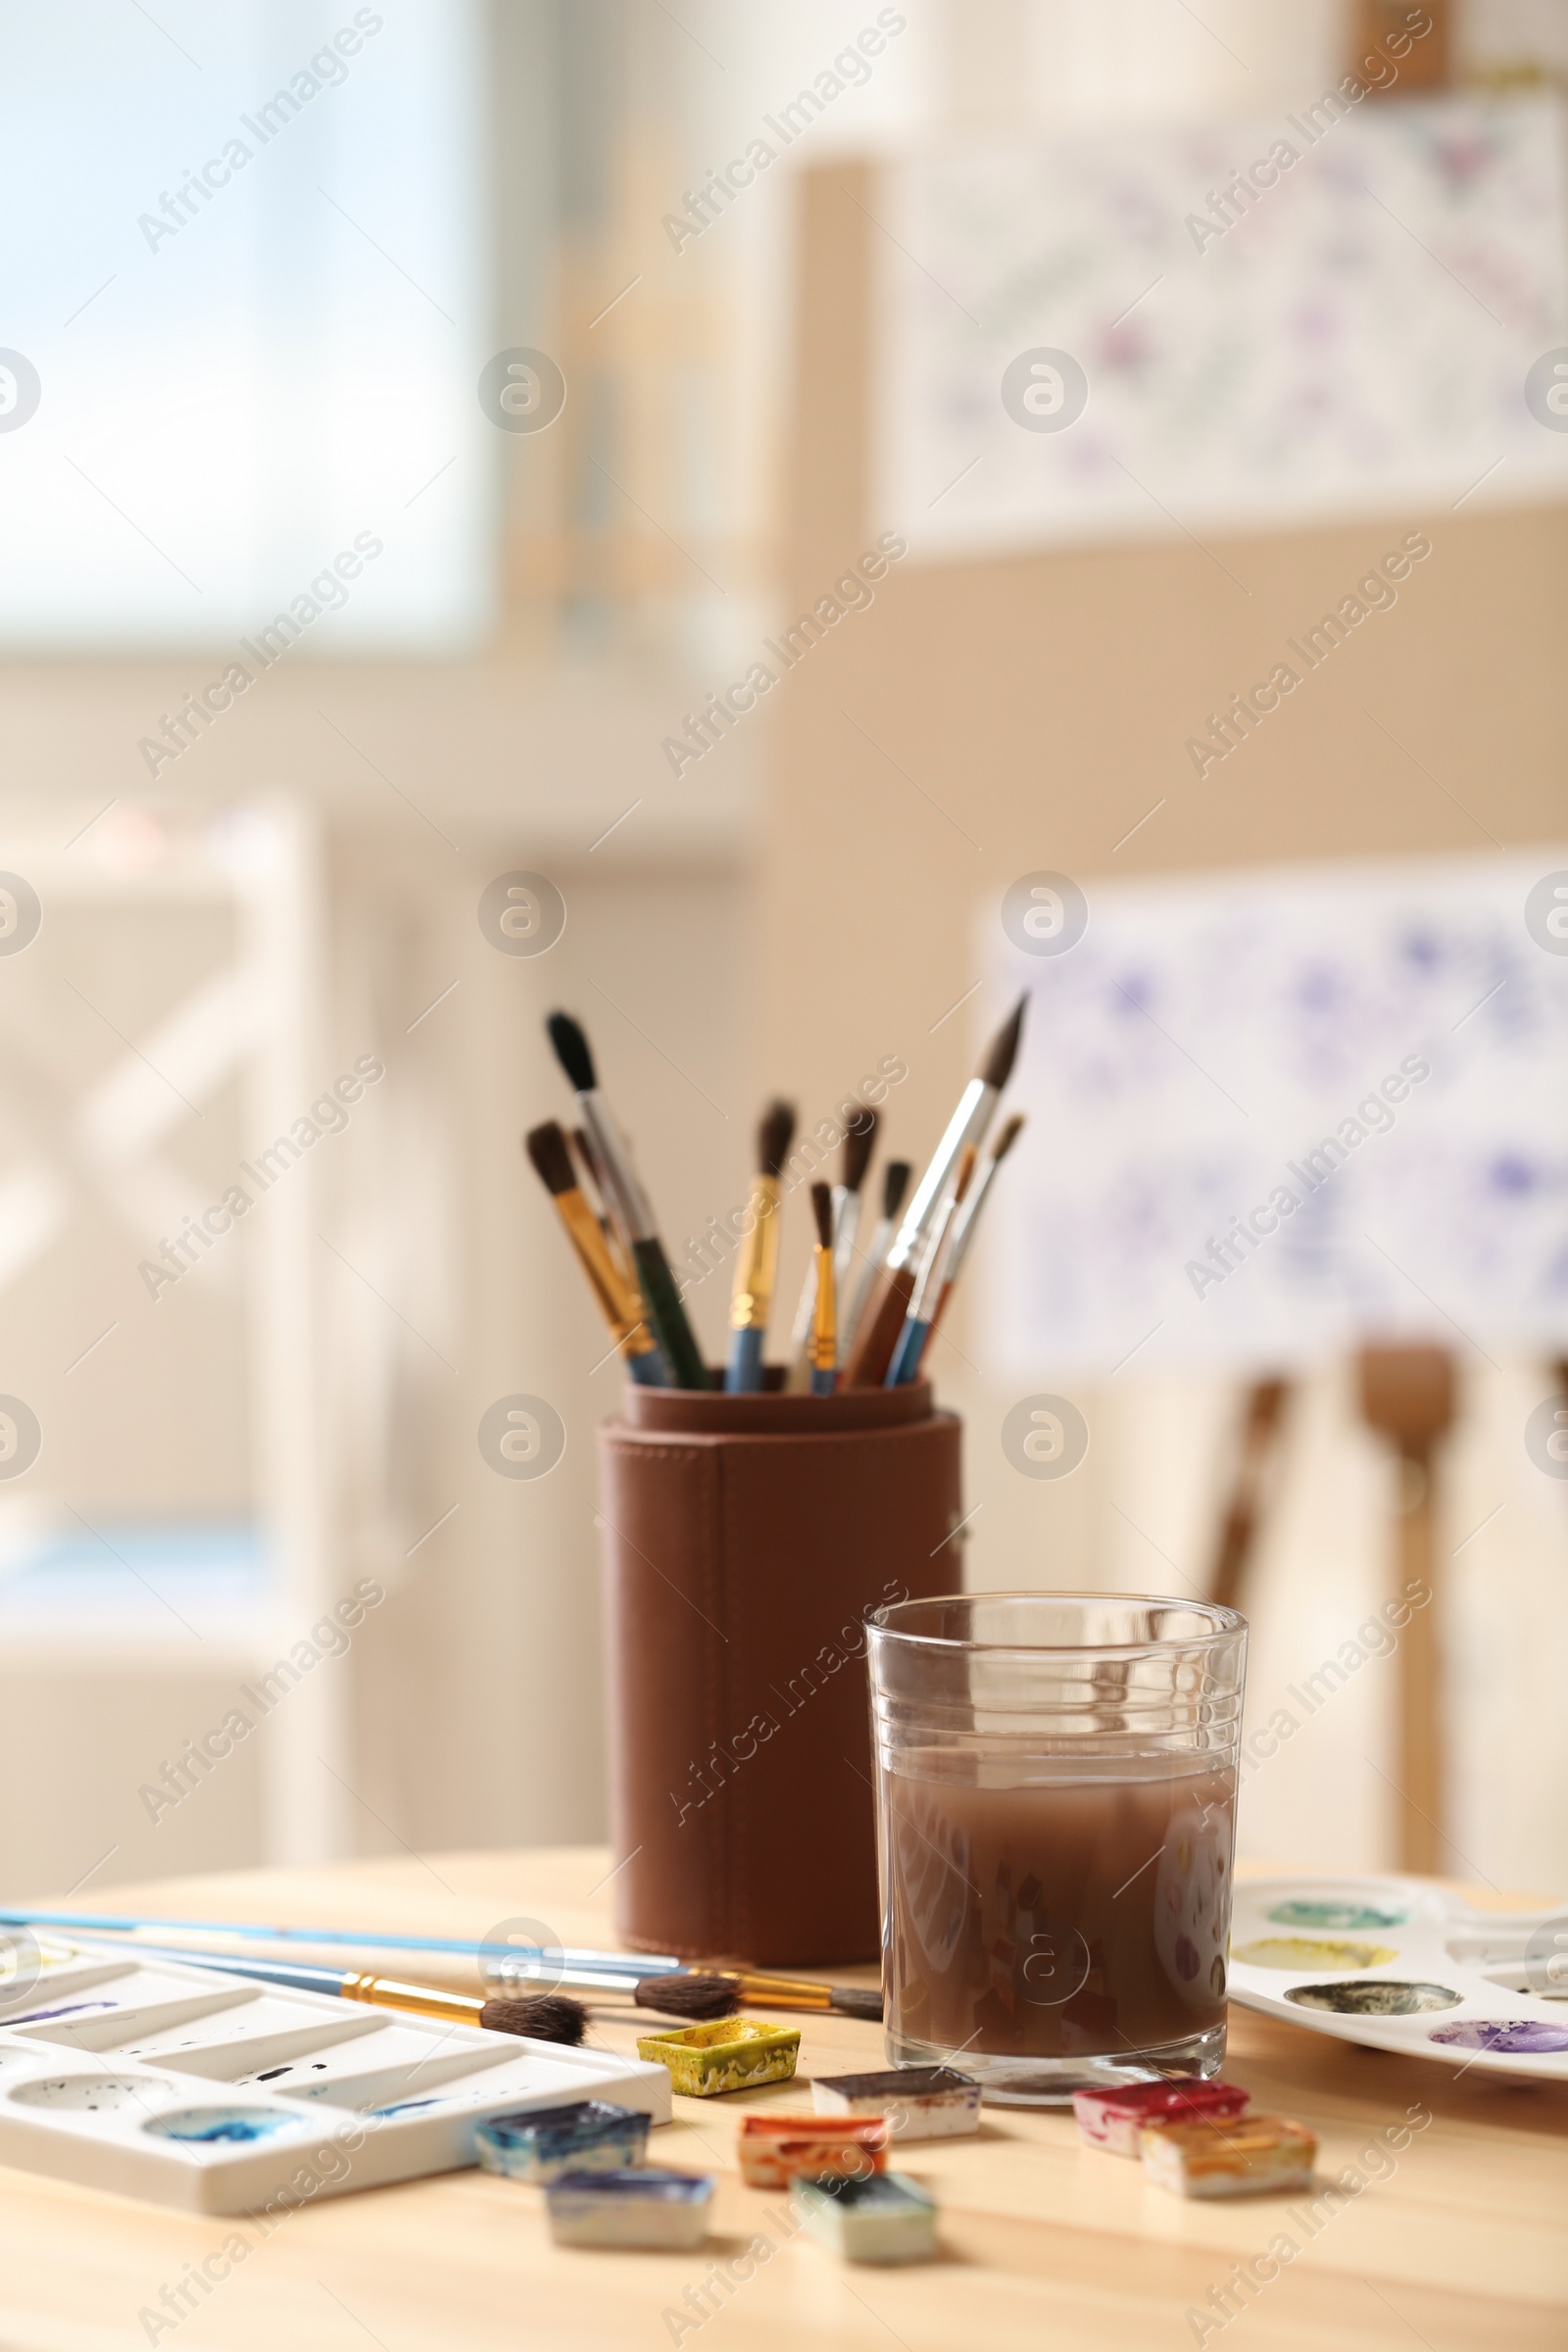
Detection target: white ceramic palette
<box><xmin>1227</xmin><ymin>1876</ymin><xmax>1568</xmax><ymax>2082</ymax></box>
<box><xmin>0</xmin><ymin>1939</ymin><xmax>670</xmax><ymax>2212</ymax></box>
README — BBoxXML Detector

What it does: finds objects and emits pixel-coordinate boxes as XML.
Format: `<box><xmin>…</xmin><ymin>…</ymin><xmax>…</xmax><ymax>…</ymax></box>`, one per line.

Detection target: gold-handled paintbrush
<box><xmin>725</xmin><ymin>1100</ymin><xmax>796</xmax><ymax>1391</ymax></box>
<box><xmin>786</xmin><ymin>1110</ymin><xmax>877</xmax><ymax>1390</ymax></box>
<box><xmin>525</xmin><ymin>1122</ymin><xmax>666</xmax><ymax>1385</ymax></box>
<box><xmin>808</xmin><ymin>1180</ymin><xmax>837</xmax><ymax>1396</ymax></box>
<box><xmin>546</xmin><ymin>1010</ymin><xmax>710</xmax><ymax>1389</ymax></box>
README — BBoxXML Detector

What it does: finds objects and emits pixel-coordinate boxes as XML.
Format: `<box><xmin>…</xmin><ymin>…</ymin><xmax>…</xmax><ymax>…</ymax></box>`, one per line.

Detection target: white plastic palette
<box><xmin>1227</xmin><ymin>1875</ymin><xmax>1568</xmax><ymax>2082</ymax></box>
<box><xmin>0</xmin><ymin>1939</ymin><xmax>670</xmax><ymax>2212</ymax></box>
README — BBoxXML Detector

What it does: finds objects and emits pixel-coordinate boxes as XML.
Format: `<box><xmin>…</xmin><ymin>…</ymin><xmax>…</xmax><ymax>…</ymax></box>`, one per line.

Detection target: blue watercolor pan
<box><xmin>545</xmin><ymin>2167</ymin><xmax>713</xmax><ymax>2249</ymax></box>
<box><xmin>476</xmin><ymin>2097</ymin><xmax>651</xmax><ymax>2182</ymax></box>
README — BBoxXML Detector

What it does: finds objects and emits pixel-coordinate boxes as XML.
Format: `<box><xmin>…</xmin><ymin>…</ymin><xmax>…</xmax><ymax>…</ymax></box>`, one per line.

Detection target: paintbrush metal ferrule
<box><xmin>576</xmin><ymin>1092</ymin><xmax>654</xmax><ymax>1249</ymax></box>
<box><xmin>841</xmin><ymin>1219</ymin><xmax>892</xmax><ymax>1350</ymax></box>
<box><xmin>341</xmin><ymin>1971</ymin><xmax>486</xmax><ymax>2026</ymax></box>
<box><xmin>885</xmin><ymin>1148</ymin><xmax>974</xmax><ymax>1386</ymax></box>
<box><xmin>547</xmin><ymin>1014</ymin><xmax>710</xmax><ymax>1389</ymax></box>
<box><xmin>831</xmin><ymin>1186</ymin><xmax>861</xmax><ymax>1295</ymax></box>
<box><xmin>555</xmin><ymin>1192</ymin><xmax>660</xmax><ymax>1364</ymax></box>
<box><xmin>787</xmin><ymin>1184</ymin><xmax>852</xmax><ymax>1387</ymax></box>
<box><xmin>571</xmin><ymin>1126</ymin><xmax>639</xmax><ymax>1291</ymax></box>
<box><xmin>728</xmin><ymin>1175</ymin><xmax>782</xmax><ymax>1334</ymax></box>
<box><xmin>726</xmin><ymin>1101</ymin><xmax>795</xmax><ymax>1391</ymax></box>
<box><xmin>929</xmin><ymin>1114</ymin><xmax>1023</xmax><ymax>1337</ymax></box>
<box><xmin>810</xmin><ymin>1247</ymin><xmax>836</xmax><ymax>1394</ymax></box>
<box><xmin>937</xmin><ymin>1160</ymin><xmax>997</xmax><ymax>1290</ymax></box>
<box><xmin>887</xmin><ymin>1079</ymin><xmax>991</xmax><ymax>1269</ymax></box>
<box><xmin>846</xmin><ymin>1004</ymin><xmax>1022</xmax><ymax>1386</ymax></box>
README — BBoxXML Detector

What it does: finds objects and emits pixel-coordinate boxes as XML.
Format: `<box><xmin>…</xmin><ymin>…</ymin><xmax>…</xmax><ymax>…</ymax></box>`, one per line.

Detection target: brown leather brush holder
<box><xmin>598</xmin><ymin>1378</ymin><xmax>963</xmax><ymax>1967</ymax></box>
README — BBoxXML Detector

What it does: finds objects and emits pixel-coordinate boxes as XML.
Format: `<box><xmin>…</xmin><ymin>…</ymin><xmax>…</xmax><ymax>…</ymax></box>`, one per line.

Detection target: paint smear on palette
<box><xmin>1429</xmin><ymin>2020</ymin><xmax>1568</xmax><ymax>2054</ymax></box>
<box><xmin>1234</xmin><ymin>1938</ymin><xmax>1397</xmax><ymax>1972</ymax></box>
<box><xmin>149</xmin><ymin>2108</ymin><xmax>297</xmax><ymax>2144</ymax></box>
<box><xmin>1</xmin><ymin>1943</ymin><xmax>81</xmax><ymax>1977</ymax></box>
<box><xmin>369</xmin><ymin>2098</ymin><xmax>441</xmax><ymax>2119</ymax></box>
<box><xmin>1287</xmin><ymin>1981</ymin><xmax>1458</xmax><ymax>2016</ymax></box>
<box><xmin>1268</xmin><ymin>1900</ymin><xmax>1407</xmax><ymax>1932</ymax></box>
<box><xmin>6</xmin><ymin>2000</ymin><xmax>121</xmax><ymax>2027</ymax></box>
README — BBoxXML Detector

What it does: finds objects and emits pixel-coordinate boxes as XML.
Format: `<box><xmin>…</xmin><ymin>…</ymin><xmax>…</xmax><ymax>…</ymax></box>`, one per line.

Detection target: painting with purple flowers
<box><xmin>984</xmin><ymin>852</ymin><xmax>1568</xmax><ymax>1376</ymax></box>
<box><xmin>879</xmin><ymin>96</ymin><xmax>1568</xmax><ymax>554</ymax></box>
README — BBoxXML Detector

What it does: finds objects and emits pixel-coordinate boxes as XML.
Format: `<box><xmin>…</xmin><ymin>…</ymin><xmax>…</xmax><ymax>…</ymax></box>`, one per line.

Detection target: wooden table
<box><xmin>3</xmin><ymin>1850</ymin><xmax>1563</xmax><ymax>2350</ymax></box>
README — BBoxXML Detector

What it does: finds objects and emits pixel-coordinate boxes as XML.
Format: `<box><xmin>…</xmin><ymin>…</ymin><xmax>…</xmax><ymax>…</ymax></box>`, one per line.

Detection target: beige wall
<box><xmin>736</xmin><ymin>164</ymin><xmax>1568</xmax><ymax>1881</ymax></box>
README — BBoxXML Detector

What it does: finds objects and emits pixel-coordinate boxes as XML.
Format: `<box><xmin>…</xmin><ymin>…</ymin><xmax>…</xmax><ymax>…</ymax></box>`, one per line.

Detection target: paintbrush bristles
<box><xmin>546</xmin><ymin>1010</ymin><xmax>597</xmax><ymax>1094</ymax></box>
<box><xmin>990</xmin><ymin>1113</ymin><xmax>1025</xmax><ymax>1162</ymax></box>
<box><xmin>810</xmin><ymin>1181</ymin><xmax>833</xmax><ymax>1250</ymax></box>
<box><xmin>525</xmin><ymin>1121</ymin><xmax>579</xmax><ymax>1196</ymax></box>
<box><xmin>759</xmin><ymin>1100</ymin><xmax>796</xmax><ymax>1181</ymax></box>
<box><xmin>632</xmin><ymin>1973</ymin><xmax>739</xmax><ymax>2021</ymax></box>
<box><xmin>841</xmin><ymin>1108</ymin><xmax>877</xmax><ymax>1196</ymax></box>
<box><xmin>882</xmin><ymin>1159</ymin><xmax>912</xmax><ymax>1219</ymax></box>
<box><xmin>980</xmin><ymin>995</ymin><xmax>1027</xmax><ymax>1092</ymax></box>
<box><xmin>478</xmin><ymin>1992</ymin><xmax>588</xmax><ymax>2045</ymax></box>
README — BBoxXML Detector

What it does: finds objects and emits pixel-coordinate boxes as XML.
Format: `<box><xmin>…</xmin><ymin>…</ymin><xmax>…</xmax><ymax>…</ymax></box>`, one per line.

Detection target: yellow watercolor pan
<box><xmin>1233</xmin><ymin>1936</ymin><xmax>1398</xmax><ymax>1973</ymax></box>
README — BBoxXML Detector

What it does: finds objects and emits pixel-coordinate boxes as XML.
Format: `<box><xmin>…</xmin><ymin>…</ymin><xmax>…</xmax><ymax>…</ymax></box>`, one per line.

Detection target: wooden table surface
<box><xmin>2</xmin><ymin>1849</ymin><xmax>1563</xmax><ymax>2351</ymax></box>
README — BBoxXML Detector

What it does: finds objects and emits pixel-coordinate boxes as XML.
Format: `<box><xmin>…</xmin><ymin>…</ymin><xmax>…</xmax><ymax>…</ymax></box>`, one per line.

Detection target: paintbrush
<box><xmin>725</xmin><ymin>1099</ymin><xmax>796</xmax><ymax>1392</ymax></box>
<box><xmin>546</xmin><ymin>1010</ymin><xmax>710</xmax><ymax>1390</ymax></box>
<box><xmin>919</xmin><ymin>1111</ymin><xmax>1024</xmax><ymax>1348</ymax></box>
<box><xmin>840</xmin><ymin>1158</ymin><xmax>911</xmax><ymax>1354</ymax></box>
<box><xmin>525</xmin><ymin>1122</ymin><xmax>666</xmax><ymax>1385</ymax></box>
<box><xmin>483</xmin><ymin>1953</ymin><xmax>883</xmax><ymax>2020</ymax></box>
<box><xmin>67</xmin><ymin>1941</ymin><xmax>594</xmax><ymax>2046</ymax></box>
<box><xmin>786</xmin><ymin>1110</ymin><xmax>877</xmax><ymax>1389</ymax></box>
<box><xmin>569</xmin><ymin>1124</ymin><xmax>638</xmax><ymax>1291</ymax></box>
<box><xmin>4</xmin><ymin>1909</ymin><xmax>883</xmax><ymax>2017</ymax></box>
<box><xmin>808</xmin><ymin>1180</ymin><xmax>837</xmax><ymax>1396</ymax></box>
<box><xmin>885</xmin><ymin>1144</ymin><xmax>977</xmax><ymax>1387</ymax></box>
<box><xmin>844</xmin><ymin>997</ymin><xmax>1026</xmax><ymax>1386</ymax></box>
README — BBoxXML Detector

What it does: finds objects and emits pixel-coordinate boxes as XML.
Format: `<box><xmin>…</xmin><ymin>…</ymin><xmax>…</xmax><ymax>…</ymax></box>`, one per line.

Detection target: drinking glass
<box><xmin>866</xmin><ymin>1592</ymin><xmax>1248</xmax><ymax>2104</ymax></box>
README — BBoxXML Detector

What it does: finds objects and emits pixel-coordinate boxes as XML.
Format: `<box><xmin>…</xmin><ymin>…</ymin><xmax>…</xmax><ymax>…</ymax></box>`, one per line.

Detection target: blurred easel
<box><xmin>1207</xmin><ymin>1348</ymin><xmax>1456</xmax><ymax>1873</ymax></box>
<box><xmin>1356</xmin><ymin>1348</ymin><xmax>1456</xmax><ymax>1873</ymax></box>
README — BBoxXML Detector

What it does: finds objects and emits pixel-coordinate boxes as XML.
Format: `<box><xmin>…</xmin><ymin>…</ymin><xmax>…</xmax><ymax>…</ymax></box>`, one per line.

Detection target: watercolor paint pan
<box><xmin>0</xmin><ymin>1942</ymin><xmax>671</xmax><ymax>2213</ymax></box>
<box><xmin>1227</xmin><ymin>1875</ymin><xmax>1568</xmax><ymax>2082</ymax></box>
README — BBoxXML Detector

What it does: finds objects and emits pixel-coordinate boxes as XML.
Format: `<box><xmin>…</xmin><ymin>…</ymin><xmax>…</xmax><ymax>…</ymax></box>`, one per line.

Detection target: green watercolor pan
<box><xmin>1228</xmin><ymin>1875</ymin><xmax>1568</xmax><ymax>2082</ymax></box>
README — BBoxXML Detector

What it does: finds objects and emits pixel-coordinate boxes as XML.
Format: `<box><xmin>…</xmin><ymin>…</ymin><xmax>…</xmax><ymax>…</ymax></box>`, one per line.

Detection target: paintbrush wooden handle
<box><xmin>842</xmin><ymin>1264</ymin><xmax>916</xmax><ymax>1388</ymax></box>
<box><xmin>1397</xmin><ymin>1447</ymin><xmax>1442</xmax><ymax>1874</ymax></box>
<box><xmin>633</xmin><ymin>1240</ymin><xmax>710</xmax><ymax>1390</ymax></box>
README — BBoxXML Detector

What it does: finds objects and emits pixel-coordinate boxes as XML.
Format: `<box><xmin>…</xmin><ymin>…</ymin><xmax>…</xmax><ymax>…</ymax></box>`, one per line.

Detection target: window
<box><xmin>0</xmin><ymin>0</ymin><xmax>491</xmax><ymax>651</ymax></box>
